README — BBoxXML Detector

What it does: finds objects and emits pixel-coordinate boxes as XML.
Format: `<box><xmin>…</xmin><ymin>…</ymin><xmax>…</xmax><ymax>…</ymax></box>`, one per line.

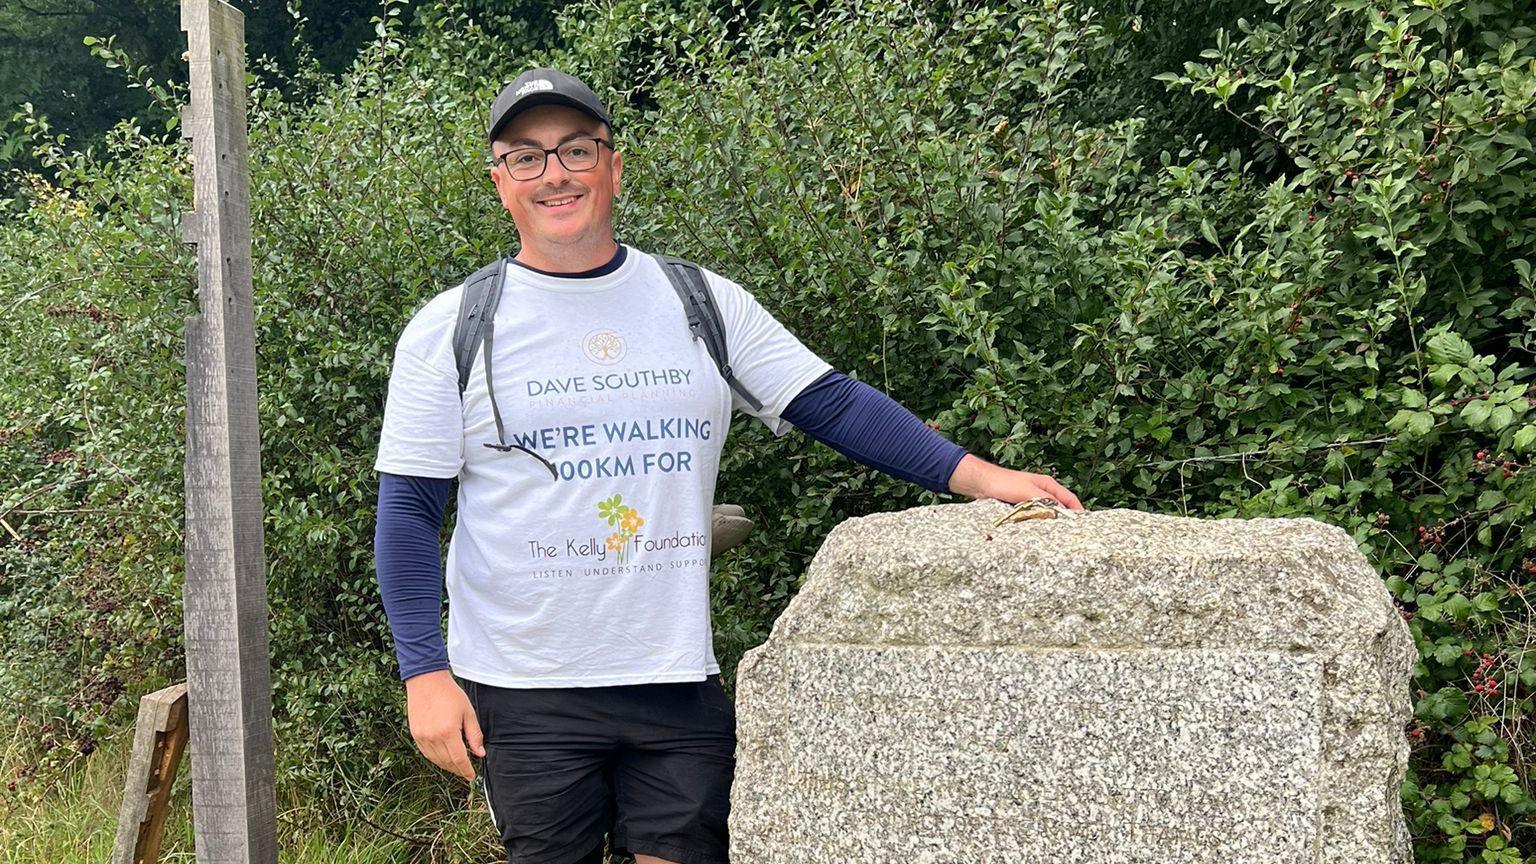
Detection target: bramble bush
<box><xmin>0</xmin><ymin>0</ymin><xmax>1532</xmax><ymax>859</ymax></box>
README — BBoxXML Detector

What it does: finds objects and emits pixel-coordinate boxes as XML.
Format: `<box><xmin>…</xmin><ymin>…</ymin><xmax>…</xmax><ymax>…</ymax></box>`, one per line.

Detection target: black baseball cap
<box><xmin>488</xmin><ymin>68</ymin><xmax>611</xmax><ymax>145</ymax></box>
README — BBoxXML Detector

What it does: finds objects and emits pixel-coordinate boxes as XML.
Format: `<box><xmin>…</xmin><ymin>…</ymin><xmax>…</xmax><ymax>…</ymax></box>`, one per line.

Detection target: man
<box><xmin>374</xmin><ymin>68</ymin><xmax>1081</xmax><ymax>864</ymax></box>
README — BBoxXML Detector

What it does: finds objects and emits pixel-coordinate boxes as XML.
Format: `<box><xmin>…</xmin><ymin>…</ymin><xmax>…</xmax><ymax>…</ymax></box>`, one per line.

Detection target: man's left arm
<box><xmin>702</xmin><ymin>270</ymin><xmax>1080</xmax><ymax>508</ymax></box>
<box><xmin>781</xmin><ymin>370</ymin><xmax>1082</xmax><ymax>509</ymax></box>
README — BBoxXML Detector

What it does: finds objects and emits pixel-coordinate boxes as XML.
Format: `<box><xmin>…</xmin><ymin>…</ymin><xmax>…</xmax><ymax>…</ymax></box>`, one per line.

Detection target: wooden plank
<box><xmin>179</xmin><ymin>1</ymin><xmax>278</xmax><ymax>863</ymax></box>
<box><xmin>111</xmin><ymin>684</ymin><xmax>190</xmax><ymax>864</ymax></box>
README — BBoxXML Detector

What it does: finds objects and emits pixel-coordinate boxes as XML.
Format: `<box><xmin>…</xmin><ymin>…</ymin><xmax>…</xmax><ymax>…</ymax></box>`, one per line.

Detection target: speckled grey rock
<box><xmin>731</xmin><ymin>501</ymin><xmax>1415</xmax><ymax>864</ymax></box>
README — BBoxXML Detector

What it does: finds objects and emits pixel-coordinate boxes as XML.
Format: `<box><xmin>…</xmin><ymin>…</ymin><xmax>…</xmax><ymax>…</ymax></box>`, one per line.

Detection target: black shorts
<box><xmin>463</xmin><ymin>676</ymin><xmax>737</xmax><ymax>864</ymax></box>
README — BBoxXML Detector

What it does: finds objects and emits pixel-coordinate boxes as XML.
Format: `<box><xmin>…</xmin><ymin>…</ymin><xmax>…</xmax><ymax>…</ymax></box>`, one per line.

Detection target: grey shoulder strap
<box><xmin>448</xmin><ymin>257</ymin><xmax>556</xmax><ymax>477</ymax></box>
<box><xmin>452</xmin><ymin>258</ymin><xmax>507</xmax><ymax>397</ymax></box>
<box><xmin>652</xmin><ymin>253</ymin><xmax>764</xmax><ymax>412</ymax></box>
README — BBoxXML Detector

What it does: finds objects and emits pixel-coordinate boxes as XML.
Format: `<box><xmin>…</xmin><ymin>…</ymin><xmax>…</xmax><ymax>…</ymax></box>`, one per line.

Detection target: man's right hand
<box><xmin>405</xmin><ymin>669</ymin><xmax>485</xmax><ymax>780</ymax></box>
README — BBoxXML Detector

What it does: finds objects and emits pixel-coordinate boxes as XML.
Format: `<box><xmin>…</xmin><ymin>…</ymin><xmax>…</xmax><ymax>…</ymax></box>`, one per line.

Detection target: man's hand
<box><xmin>947</xmin><ymin>454</ymin><xmax>1084</xmax><ymax>511</ymax></box>
<box><xmin>404</xmin><ymin>669</ymin><xmax>485</xmax><ymax>780</ymax></box>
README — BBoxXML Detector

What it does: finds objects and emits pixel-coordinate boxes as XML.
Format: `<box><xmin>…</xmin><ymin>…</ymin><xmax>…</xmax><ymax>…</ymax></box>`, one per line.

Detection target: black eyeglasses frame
<box><xmin>492</xmin><ymin>137</ymin><xmax>613</xmax><ymax>181</ymax></box>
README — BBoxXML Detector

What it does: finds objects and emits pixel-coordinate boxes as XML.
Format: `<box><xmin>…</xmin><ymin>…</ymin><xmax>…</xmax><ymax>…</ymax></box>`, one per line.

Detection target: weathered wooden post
<box><xmin>178</xmin><ymin>0</ymin><xmax>278</xmax><ymax>861</ymax></box>
<box><xmin>110</xmin><ymin>684</ymin><xmax>191</xmax><ymax>864</ymax></box>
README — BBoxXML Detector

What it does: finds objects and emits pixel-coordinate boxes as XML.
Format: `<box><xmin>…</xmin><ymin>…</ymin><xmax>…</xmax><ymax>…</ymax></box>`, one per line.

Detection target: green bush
<box><xmin>1</xmin><ymin>0</ymin><xmax>1531</xmax><ymax>859</ymax></box>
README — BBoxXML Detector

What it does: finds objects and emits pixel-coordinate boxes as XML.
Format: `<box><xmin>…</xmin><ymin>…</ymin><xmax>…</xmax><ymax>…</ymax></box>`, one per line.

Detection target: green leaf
<box><xmin>1428</xmin><ymin>364</ymin><xmax>1460</xmax><ymax>387</ymax></box>
<box><xmin>1200</xmin><ymin>219</ymin><xmax>1218</xmax><ymax>246</ymax></box>
<box><xmin>1417</xmin><ymin>687</ymin><xmax>1469</xmax><ymax>722</ymax></box>
<box><xmin>1433</xmin><ymin>642</ymin><xmax>1464</xmax><ymax>665</ymax></box>
<box><xmin>1512</xmin><ymin>425</ymin><xmax>1536</xmax><ymax>452</ymax></box>
<box><xmin>1444</xmin><ymin>593</ymin><xmax>1474</xmax><ymax>622</ymax></box>
<box><xmin>1489</xmin><ymin>405</ymin><xmax>1514</xmax><ymax>431</ymax></box>
<box><xmin>1462</xmin><ymin>401</ymin><xmax>1491</xmax><ymax>428</ymax></box>
<box><xmin>1389</xmin><ymin>409</ymin><xmax>1434</xmax><ymax>437</ymax></box>
<box><xmin>1426</xmin><ymin>331</ymin><xmax>1475</xmax><ymax>366</ymax></box>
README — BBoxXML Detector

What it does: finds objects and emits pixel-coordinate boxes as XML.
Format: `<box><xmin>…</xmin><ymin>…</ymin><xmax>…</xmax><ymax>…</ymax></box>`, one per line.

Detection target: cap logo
<box><xmin>515</xmin><ymin>79</ymin><xmax>555</xmax><ymax>98</ymax></box>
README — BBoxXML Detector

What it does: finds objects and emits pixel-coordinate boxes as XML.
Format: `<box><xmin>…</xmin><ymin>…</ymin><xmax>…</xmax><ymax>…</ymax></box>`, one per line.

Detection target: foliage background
<box><xmin>1</xmin><ymin>0</ymin><xmax>1533</xmax><ymax>860</ymax></box>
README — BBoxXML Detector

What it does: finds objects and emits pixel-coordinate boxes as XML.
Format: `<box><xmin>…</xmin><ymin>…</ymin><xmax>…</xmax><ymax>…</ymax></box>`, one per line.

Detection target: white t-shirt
<box><xmin>374</xmin><ymin>246</ymin><xmax>830</xmax><ymax>687</ymax></box>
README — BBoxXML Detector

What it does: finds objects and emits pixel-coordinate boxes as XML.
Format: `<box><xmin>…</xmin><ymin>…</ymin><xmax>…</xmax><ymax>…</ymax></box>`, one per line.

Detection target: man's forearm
<box><xmin>947</xmin><ymin>453</ymin><xmax>1003</xmax><ymax>498</ymax></box>
<box><xmin>375</xmin><ymin>472</ymin><xmax>456</xmax><ymax>680</ymax></box>
<box><xmin>781</xmin><ymin>370</ymin><xmax>968</xmax><ymax>492</ymax></box>
<box><xmin>946</xmin><ymin>453</ymin><xmax>1084</xmax><ymax>509</ymax></box>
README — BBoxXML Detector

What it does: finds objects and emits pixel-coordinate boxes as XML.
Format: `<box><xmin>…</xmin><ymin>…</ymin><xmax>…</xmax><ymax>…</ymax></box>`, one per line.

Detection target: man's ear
<box><xmin>489</xmin><ymin>155</ymin><xmax>520</xmax><ymax>213</ymax></box>
<box><xmin>611</xmin><ymin>149</ymin><xmax>624</xmax><ymax>197</ymax></box>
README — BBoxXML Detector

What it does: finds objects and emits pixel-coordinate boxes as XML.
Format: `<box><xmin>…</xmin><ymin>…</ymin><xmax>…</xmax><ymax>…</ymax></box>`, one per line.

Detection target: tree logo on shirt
<box><xmin>583</xmin><ymin>328</ymin><xmax>626</xmax><ymax>365</ymax></box>
<box><xmin>597</xmin><ymin>494</ymin><xmax>645</xmax><ymax>564</ymax></box>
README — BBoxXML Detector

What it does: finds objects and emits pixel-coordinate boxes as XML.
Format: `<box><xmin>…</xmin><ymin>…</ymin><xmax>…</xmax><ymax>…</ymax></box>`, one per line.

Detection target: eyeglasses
<box><xmin>493</xmin><ymin>137</ymin><xmax>612</xmax><ymax>181</ymax></box>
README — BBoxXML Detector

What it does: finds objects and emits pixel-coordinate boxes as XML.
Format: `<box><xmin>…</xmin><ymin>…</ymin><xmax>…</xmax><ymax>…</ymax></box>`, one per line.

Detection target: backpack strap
<box><xmin>452</xmin><ymin>258</ymin><xmax>507</xmax><ymax>397</ymax></box>
<box><xmin>450</xmin><ymin>256</ymin><xmax>557</xmax><ymax>478</ymax></box>
<box><xmin>652</xmin><ymin>254</ymin><xmax>765</xmax><ymax>412</ymax></box>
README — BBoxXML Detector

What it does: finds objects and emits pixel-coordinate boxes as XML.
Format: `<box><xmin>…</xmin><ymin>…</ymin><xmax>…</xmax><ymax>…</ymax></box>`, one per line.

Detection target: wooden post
<box><xmin>111</xmin><ymin>684</ymin><xmax>191</xmax><ymax>864</ymax></box>
<box><xmin>179</xmin><ymin>1</ymin><xmax>278</xmax><ymax>862</ymax></box>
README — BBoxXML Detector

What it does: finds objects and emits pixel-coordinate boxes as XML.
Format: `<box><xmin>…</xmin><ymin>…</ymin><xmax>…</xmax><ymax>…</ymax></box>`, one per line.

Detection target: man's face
<box><xmin>489</xmin><ymin>105</ymin><xmax>623</xmax><ymax>251</ymax></box>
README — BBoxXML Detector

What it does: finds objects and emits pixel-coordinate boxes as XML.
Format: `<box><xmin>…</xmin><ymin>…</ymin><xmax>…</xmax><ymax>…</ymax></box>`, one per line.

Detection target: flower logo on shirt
<box><xmin>583</xmin><ymin>328</ymin><xmax>627</xmax><ymax>365</ymax></box>
<box><xmin>597</xmin><ymin>494</ymin><xmax>645</xmax><ymax>564</ymax></box>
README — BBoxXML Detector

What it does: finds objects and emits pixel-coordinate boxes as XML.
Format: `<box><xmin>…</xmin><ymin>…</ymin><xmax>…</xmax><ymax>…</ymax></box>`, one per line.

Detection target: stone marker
<box><xmin>731</xmin><ymin>501</ymin><xmax>1415</xmax><ymax>864</ymax></box>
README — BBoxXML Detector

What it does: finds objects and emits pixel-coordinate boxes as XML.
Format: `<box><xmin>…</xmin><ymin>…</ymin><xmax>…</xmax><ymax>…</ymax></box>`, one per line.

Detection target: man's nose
<box><xmin>542</xmin><ymin>151</ymin><xmax>571</xmax><ymax>183</ymax></box>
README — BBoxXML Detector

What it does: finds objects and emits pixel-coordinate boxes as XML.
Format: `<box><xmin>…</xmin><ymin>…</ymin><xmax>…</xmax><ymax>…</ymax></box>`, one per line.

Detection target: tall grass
<box><xmin>0</xmin><ymin>724</ymin><xmax>508</xmax><ymax>864</ymax></box>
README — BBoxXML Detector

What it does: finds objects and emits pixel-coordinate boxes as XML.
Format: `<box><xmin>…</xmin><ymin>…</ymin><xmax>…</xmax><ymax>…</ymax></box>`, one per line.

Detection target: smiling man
<box><xmin>373</xmin><ymin>68</ymin><xmax>1081</xmax><ymax>864</ymax></box>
